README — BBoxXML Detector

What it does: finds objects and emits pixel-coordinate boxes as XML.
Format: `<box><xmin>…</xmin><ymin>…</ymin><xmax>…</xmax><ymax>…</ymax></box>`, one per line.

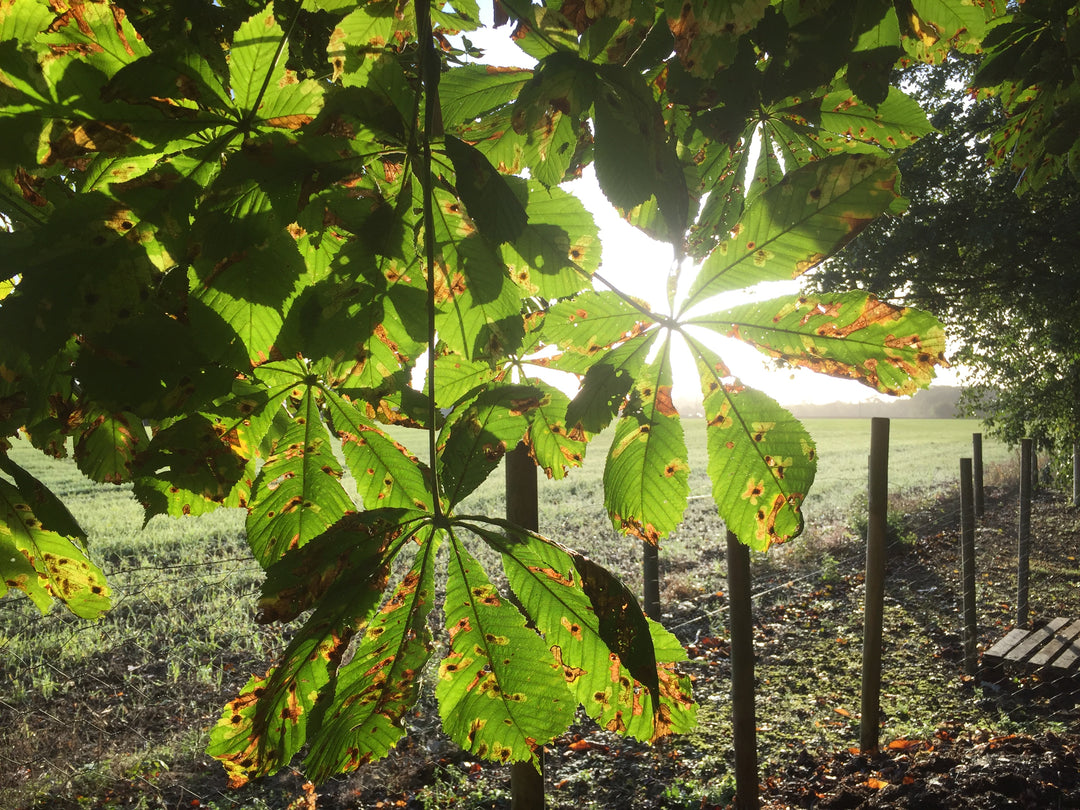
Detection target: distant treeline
<box><xmin>786</xmin><ymin>386</ymin><xmax>968</xmax><ymax>419</ymax></box>
<box><xmin>674</xmin><ymin>386</ymin><xmax>973</xmax><ymax>420</ymax></box>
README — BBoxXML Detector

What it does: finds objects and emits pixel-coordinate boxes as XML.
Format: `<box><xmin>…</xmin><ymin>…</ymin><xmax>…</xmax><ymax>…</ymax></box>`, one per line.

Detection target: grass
<box><xmin>0</xmin><ymin>417</ymin><xmax>1019</xmax><ymax>808</ymax></box>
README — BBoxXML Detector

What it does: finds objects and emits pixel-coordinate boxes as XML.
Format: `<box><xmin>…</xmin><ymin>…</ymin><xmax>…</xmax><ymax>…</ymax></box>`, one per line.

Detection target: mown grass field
<box><xmin>1</xmin><ymin>418</ymin><xmax>1020</xmax><ymax>809</ymax></box>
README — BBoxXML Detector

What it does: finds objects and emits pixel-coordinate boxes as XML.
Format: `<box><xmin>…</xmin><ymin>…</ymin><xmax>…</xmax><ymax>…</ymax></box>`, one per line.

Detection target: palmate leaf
<box><xmin>681</xmin><ymin>154</ymin><xmax>902</xmax><ymax>312</ymax></box>
<box><xmin>0</xmin><ymin>477</ymin><xmax>109</xmax><ymax>619</ymax></box>
<box><xmin>689</xmin><ymin>339</ymin><xmax>816</xmax><ymax>550</ymax></box>
<box><xmin>690</xmin><ymin>291</ymin><xmax>948</xmax><ymax>396</ymax></box>
<box><xmin>437</xmin><ymin>530</ymin><xmax>576</xmax><ymax>763</ymax></box>
<box><xmin>467</xmin><ymin>519</ymin><xmax>695</xmax><ymax>741</ymax></box>
<box><xmin>323</xmin><ymin>389</ymin><xmax>433</xmax><ymax>512</ymax></box>
<box><xmin>247</xmin><ymin>384</ymin><xmax>355</xmax><ymax>567</ymax></box>
<box><xmin>602</xmin><ymin>337</ymin><xmax>689</xmax><ymax>544</ymax></box>
<box><xmin>208</xmin><ymin>511</ymin><xmax>408</xmax><ymax>787</ymax></box>
<box><xmin>303</xmin><ymin>523</ymin><xmax>439</xmax><ymax>780</ymax></box>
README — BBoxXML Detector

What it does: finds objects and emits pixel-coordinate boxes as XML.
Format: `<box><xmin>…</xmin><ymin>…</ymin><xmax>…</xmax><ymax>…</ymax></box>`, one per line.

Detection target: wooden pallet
<box><xmin>984</xmin><ymin>617</ymin><xmax>1080</xmax><ymax>671</ymax></box>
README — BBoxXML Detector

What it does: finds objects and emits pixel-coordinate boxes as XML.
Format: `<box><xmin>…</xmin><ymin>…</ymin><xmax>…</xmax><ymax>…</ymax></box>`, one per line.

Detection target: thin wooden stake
<box><xmin>643</xmin><ymin>542</ymin><xmax>660</xmax><ymax>621</ymax></box>
<box><xmin>506</xmin><ymin>444</ymin><xmax>544</xmax><ymax>810</ymax></box>
<box><xmin>959</xmin><ymin>457</ymin><xmax>977</xmax><ymax>676</ymax></box>
<box><xmin>972</xmin><ymin>433</ymin><xmax>985</xmax><ymax>518</ymax></box>
<box><xmin>727</xmin><ymin>529</ymin><xmax>759</xmax><ymax>810</ymax></box>
<box><xmin>1018</xmin><ymin>438</ymin><xmax>1032</xmax><ymax>628</ymax></box>
<box><xmin>1073</xmin><ymin>439</ymin><xmax>1079</xmax><ymax>508</ymax></box>
<box><xmin>861</xmin><ymin>417</ymin><xmax>888</xmax><ymax>753</ymax></box>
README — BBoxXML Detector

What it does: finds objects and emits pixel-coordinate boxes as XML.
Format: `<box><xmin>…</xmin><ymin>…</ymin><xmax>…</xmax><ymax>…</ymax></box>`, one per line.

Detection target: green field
<box><xmin>0</xmin><ymin>417</ymin><xmax>1019</xmax><ymax>808</ymax></box>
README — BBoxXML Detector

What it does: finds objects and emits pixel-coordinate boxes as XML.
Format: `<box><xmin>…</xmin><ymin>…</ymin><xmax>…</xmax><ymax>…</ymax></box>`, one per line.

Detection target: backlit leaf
<box><xmin>602</xmin><ymin>337</ymin><xmax>689</xmax><ymax>544</ymax></box>
<box><xmin>563</xmin><ymin>329</ymin><xmax>659</xmax><ymax>439</ymax></box>
<box><xmin>690</xmin><ymin>339</ymin><xmax>816</xmax><ymax>550</ymax></box>
<box><xmin>208</xmin><ymin>514</ymin><xmax>398</xmax><ymax>787</ymax></box>
<box><xmin>682</xmin><ymin>155</ymin><xmax>902</xmax><ymax>311</ymax></box>
<box><xmin>304</xmin><ymin>523</ymin><xmax>440</xmax><ymax>780</ymax></box>
<box><xmin>73</xmin><ymin>409</ymin><xmax>146</xmax><ymax>485</ymax></box>
<box><xmin>247</xmin><ymin>385</ymin><xmax>354</xmax><ymax>567</ymax></box>
<box><xmin>469</xmin><ymin>519</ymin><xmax>695</xmax><ymax>741</ymax></box>
<box><xmin>438</xmin><ymin>384</ymin><xmax>541</xmax><ymax>509</ymax></box>
<box><xmin>523</xmin><ymin>382</ymin><xmax>587</xmax><ymax>480</ymax></box>
<box><xmin>323</xmin><ymin>389</ymin><xmax>433</xmax><ymax>512</ymax></box>
<box><xmin>690</xmin><ymin>291</ymin><xmax>948</xmax><ymax>396</ymax></box>
<box><xmin>437</xmin><ymin>531</ymin><xmax>575</xmax><ymax>763</ymax></box>
<box><xmin>0</xmin><ymin>478</ymin><xmax>109</xmax><ymax>619</ymax></box>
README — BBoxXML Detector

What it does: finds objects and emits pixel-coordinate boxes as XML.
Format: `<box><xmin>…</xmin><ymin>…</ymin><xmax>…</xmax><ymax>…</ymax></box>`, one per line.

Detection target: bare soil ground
<box><xmin>6</xmin><ymin>480</ymin><xmax>1080</xmax><ymax>809</ymax></box>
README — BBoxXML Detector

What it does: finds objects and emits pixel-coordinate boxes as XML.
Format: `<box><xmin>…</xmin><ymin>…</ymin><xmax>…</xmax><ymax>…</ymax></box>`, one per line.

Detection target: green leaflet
<box><xmin>523</xmin><ymin>381</ymin><xmax>587</xmax><ymax>481</ymax></box>
<box><xmin>323</xmin><ymin>389</ymin><xmax>433</xmax><ymax>512</ymax></box>
<box><xmin>690</xmin><ymin>291</ymin><xmax>948</xmax><ymax>397</ymax></box>
<box><xmin>0</xmin><ymin>454</ymin><xmax>85</xmax><ymax>543</ymax></box>
<box><xmin>904</xmin><ymin>0</ymin><xmax>987</xmax><ymax>64</ymax></box>
<box><xmin>563</xmin><ymin>329</ymin><xmax>659</xmax><ymax>439</ymax></box>
<box><xmin>512</xmin><ymin>52</ymin><xmax>596</xmax><ymax>186</ymax></box>
<box><xmin>430</xmin><ymin>354</ymin><xmax>497</xmax><ymax>409</ymax></box>
<box><xmin>437</xmin><ymin>384</ymin><xmax>541</xmax><ymax>510</ymax></box>
<box><xmin>246</xmin><ymin>385</ymin><xmax>355</xmax><ymax>567</ymax></box>
<box><xmin>543</xmin><ymin>291</ymin><xmax>655</xmax><ymax>375</ymax></box>
<box><xmin>818</xmin><ymin>86</ymin><xmax>936</xmax><ymax>151</ymax></box>
<box><xmin>689</xmin><ymin>338</ymin><xmax>816</xmax><ymax>550</ymax></box>
<box><xmin>208</xmin><ymin>512</ymin><xmax>401</xmax><ymax>787</ymax></box>
<box><xmin>602</xmin><ymin>337</ymin><xmax>689</xmax><ymax>544</ymax></box>
<box><xmin>502</xmin><ymin>183</ymin><xmax>601</xmax><ymax>299</ymax></box>
<box><xmin>73</xmin><ymin>409</ymin><xmax>146</xmax><ymax>484</ymax></box>
<box><xmin>427</xmin><ymin>185</ymin><xmax>525</xmax><ymax>361</ymax></box>
<box><xmin>445</xmin><ymin>135</ymin><xmax>528</xmax><ymax>244</ymax></box>
<box><xmin>133</xmin><ymin>414</ymin><xmax>256</xmax><ymax>520</ymax></box>
<box><xmin>230</xmin><ymin>2</ymin><xmax>325</xmax><ymax>129</ymax></box>
<box><xmin>665</xmin><ymin>0</ymin><xmax>769</xmax><ymax>78</ymax></box>
<box><xmin>440</xmin><ymin>64</ymin><xmax>532</xmax><ymax>129</ymax></box>
<box><xmin>592</xmin><ymin>64</ymin><xmax>688</xmax><ymax>238</ymax></box>
<box><xmin>303</xmin><ymin>524</ymin><xmax>439</xmax><ymax>780</ymax></box>
<box><xmin>437</xmin><ymin>531</ymin><xmax>576</xmax><ymax>763</ymax></box>
<box><xmin>0</xmin><ymin>477</ymin><xmax>110</xmax><ymax>619</ymax></box>
<box><xmin>682</xmin><ymin>154</ymin><xmax>902</xmax><ymax>312</ymax></box>
<box><xmin>470</xmin><ymin>520</ymin><xmax>695</xmax><ymax>741</ymax></box>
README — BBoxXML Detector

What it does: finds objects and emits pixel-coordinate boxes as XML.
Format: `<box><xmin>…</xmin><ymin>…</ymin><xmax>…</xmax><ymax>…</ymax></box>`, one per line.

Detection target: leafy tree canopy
<box><xmin>811</xmin><ymin>55</ymin><xmax>1080</xmax><ymax>454</ymax></box>
<box><xmin>0</xmin><ymin>0</ymin><xmax>1050</xmax><ymax>786</ymax></box>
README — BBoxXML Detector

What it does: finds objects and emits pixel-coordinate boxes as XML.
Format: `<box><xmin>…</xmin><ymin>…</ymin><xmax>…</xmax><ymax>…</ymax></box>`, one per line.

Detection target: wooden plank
<box><xmin>1051</xmin><ymin>631</ymin><xmax>1080</xmax><ymax>670</ymax></box>
<box><xmin>1031</xmin><ymin>619</ymin><xmax>1080</xmax><ymax>666</ymax></box>
<box><xmin>1003</xmin><ymin>618</ymin><xmax>1069</xmax><ymax>663</ymax></box>
<box><xmin>985</xmin><ymin>628</ymin><xmax>1031</xmax><ymax>660</ymax></box>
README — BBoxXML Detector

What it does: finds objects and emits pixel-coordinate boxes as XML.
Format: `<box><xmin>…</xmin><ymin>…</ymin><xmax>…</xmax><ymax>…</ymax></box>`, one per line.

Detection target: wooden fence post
<box><xmin>959</xmin><ymin>458</ymin><xmax>978</xmax><ymax>677</ymax></box>
<box><xmin>1018</xmin><ymin>438</ymin><xmax>1032</xmax><ymax>628</ymax></box>
<box><xmin>972</xmin><ymin>433</ymin><xmax>985</xmax><ymax>518</ymax></box>
<box><xmin>727</xmin><ymin>529</ymin><xmax>759</xmax><ymax>810</ymax></box>
<box><xmin>506</xmin><ymin>444</ymin><xmax>545</xmax><ymax>810</ymax></box>
<box><xmin>643</xmin><ymin>543</ymin><xmax>660</xmax><ymax>621</ymax></box>
<box><xmin>1073</xmin><ymin>439</ymin><xmax>1079</xmax><ymax>508</ymax></box>
<box><xmin>861</xmin><ymin>417</ymin><xmax>888</xmax><ymax>753</ymax></box>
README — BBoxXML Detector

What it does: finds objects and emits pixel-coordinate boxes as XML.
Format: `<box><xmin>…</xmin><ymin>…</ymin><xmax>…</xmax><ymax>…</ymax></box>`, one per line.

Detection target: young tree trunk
<box><xmin>506</xmin><ymin>444</ymin><xmax>545</xmax><ymax>810</ymax></box>
<box><xmin>727</xmin><ymin>530</ymin><xmax>759</xmax><ymax>810</ymax></box>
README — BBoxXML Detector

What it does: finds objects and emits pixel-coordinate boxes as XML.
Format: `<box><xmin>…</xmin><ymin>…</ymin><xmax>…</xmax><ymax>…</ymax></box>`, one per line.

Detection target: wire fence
<box><xmin>2</xmin><ymin>435</ymin><xmax>1078</xmax><ymax>809</ymax></box>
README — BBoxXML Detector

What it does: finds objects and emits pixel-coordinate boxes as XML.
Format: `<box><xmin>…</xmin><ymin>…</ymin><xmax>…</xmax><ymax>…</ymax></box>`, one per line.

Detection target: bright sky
<box><xmin>458</xmin><ymin>11</ymin><xmax>960</xmax><ymax>407</ymax></box>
